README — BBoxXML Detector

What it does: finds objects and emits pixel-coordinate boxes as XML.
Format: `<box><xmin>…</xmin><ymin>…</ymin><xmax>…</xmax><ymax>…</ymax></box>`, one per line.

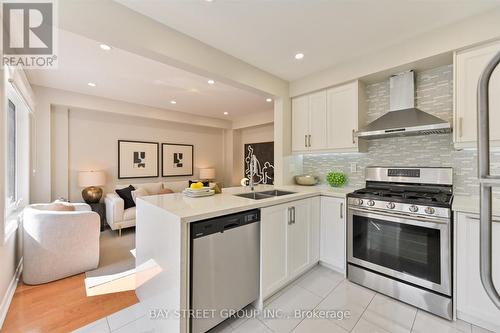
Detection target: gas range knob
<box><xmin>409</xmin><ymin>205</ymin><xmax>419</xmax><ymax>213</ymax></box>
<box><xmin>367</xmin><ymin>200</ymin><xmax>375</xmax><ymax>207</ymax></box>
<box><xmin>386</xmin><ymin>202</ymin><xmax>395</xmax><ymax>209</ymax></box>
<box><xmin>354</xmin><ymin>199</ymin><xmax>364</xmax><ymax>206</ymax></box>
<box><xmin>425</xmin><ymin>207</ymin><xmax>436</xmax><ymax>215</ymax></box>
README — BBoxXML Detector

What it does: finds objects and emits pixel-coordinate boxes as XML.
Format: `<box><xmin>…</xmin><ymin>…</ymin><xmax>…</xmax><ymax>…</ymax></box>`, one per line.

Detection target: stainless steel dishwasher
<box><xmin>190</xmin><ymin>209</ymin><xmax>260</xmax><ymax>333</ymax></box>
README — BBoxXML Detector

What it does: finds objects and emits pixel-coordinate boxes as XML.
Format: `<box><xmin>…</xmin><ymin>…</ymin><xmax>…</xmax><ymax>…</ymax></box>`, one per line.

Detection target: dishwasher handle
<box><xmin>222</xmin><ymin>222</ymin><xmax>240</xmax><ymax>232</ymax></box>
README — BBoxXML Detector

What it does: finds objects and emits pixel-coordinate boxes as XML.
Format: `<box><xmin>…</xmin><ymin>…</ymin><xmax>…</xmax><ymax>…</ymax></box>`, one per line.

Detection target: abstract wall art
<box><xmin>162</xmin><ymin>143</ymin><xmax>194</xmax><ymax>177</ymax></box>
<box><xmin>244</xmin><ymin>141</ymin><xmax>274</xmax><ymax>185</ymax></box>
<box><xmin>118</xmin><ymin>140</ymin><xmax>159</xmax><ymax>179</ymax></box>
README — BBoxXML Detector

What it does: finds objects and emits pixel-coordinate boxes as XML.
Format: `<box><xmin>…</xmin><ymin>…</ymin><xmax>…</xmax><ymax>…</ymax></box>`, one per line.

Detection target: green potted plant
<box><xmin>326</xmin><ymin>171</ymin><xmax>348</xmax><ymax>187</ymax></box>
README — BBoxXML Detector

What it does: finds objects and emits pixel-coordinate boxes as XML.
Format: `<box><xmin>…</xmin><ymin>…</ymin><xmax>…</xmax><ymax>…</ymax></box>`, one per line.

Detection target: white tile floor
<box><xmin>72</xmin><ymin>265</ymin><xmax>493</xmax><ymax>333</ymax></box>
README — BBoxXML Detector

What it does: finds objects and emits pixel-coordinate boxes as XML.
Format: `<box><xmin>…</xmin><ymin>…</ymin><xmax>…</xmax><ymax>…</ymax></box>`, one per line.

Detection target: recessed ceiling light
<box><xmin>294</xmin><ymin>53</ymin><xmax>305</xmax><ymax>60</ymax></box>
<box><xmin>223</xmin><ymin>112</ymin><xmax>229</xmax><ymax>115</ymax></box>
<box><xmin>207</xmin><ymin>79</ymin><xmax>215</xmax><ymax>85</ymax></box>
<box><xmin>205</xmin><ymin>0</ymin><xmax>214</xmax><ymax>2</ymax></box>
<box><xmin>170</xmin><ymin>100</ymin><xmax>177</xmax><ymax>104</ymax></box>
<box><xmin>99</xmin><ymin>44</ymin><xmax>112</xmax><ymax>51</ymax></box>
<box><xmin>266</xmin><ymin>98</ymin><xmax>273</xmax><ymax>102</ymax></box>
<box><xmin>87</xmin><ymin>82</ymin><xmax>96</xmax><ymax>87</ymax></box>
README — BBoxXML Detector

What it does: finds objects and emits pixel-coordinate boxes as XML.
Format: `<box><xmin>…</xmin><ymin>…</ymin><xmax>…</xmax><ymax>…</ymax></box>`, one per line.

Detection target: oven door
<box><xmin>348</xmin><ymin>207</ymin><xmax>451</xmax><ymax>296</ymax></box>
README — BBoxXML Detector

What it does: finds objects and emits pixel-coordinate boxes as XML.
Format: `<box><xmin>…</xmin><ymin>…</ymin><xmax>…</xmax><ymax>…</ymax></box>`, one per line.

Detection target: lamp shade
<box><xmin>78</xmin><ymin>170</ymin><xmax>106</xmax><ymax>187</ymax></box>
<box><xmin>199</xmin><ymin>168</ymin><xmax>216</xmax><ymax>180</ymax></box>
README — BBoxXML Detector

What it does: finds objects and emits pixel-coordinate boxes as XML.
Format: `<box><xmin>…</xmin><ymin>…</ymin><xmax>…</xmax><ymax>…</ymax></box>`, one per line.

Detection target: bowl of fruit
<box><xmin>326</xmin><ymin>171</ymin><xmax>348</xmax><ymax>187</ymax></box>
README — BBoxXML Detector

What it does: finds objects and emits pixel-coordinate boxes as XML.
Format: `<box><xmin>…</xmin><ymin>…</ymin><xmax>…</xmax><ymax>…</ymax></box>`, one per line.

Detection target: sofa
<box><xmin>23</xmin><ymin>203</ymin><xmax>100</xmax><ymax>285</ymax></box>
<box><xmin>105</xmin><ymin>181</ymin><xmax>187</xmax><ymax>233</ymax></box>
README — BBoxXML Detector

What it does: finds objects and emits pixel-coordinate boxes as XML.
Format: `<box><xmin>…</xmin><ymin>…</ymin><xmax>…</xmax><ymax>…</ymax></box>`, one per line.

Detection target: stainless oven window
<box><xmin>352</xmin><ymin>214</ymin><xmax>441</xmax><ymax>284</ymax></box>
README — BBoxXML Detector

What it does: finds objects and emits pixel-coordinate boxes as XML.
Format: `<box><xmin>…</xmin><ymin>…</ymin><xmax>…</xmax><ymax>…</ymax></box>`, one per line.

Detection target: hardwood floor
<box><xmin>2</xmin><ymin>273</ymin><xmax>138</xmax><ymax>333</ymax></box>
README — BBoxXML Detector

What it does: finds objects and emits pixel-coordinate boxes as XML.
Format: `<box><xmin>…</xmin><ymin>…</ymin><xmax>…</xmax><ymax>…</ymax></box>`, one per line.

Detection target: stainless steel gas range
<box><xmin>347</xmin><ymin>167</ymin><xmax>454</xmax><ymax>320</ymax></box>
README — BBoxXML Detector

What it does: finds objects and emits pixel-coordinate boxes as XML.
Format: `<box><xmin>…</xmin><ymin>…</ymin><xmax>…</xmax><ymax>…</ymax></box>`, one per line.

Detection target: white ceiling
<box><xmin>116</xmin><ymin>0</ymin><xmax>500</xmax><ymax>81</ymax></box>
<box><xmin>26</xmin><ymin>30</ymin><xmax>273</xmax><ymax>121</ymax></box>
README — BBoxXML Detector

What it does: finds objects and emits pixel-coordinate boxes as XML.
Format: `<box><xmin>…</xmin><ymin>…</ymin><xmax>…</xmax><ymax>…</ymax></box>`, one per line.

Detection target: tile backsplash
<box><xmin>303</xmin><ymin>65</ymin><xmax>500</xmax><ymax>196</ymax></box>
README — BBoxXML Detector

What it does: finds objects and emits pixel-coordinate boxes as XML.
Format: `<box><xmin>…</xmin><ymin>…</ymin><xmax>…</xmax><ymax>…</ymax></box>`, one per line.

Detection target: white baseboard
<box><xmin>0</xmin><ymin>258</ymin><xmax>23</xmax><ymax>330</ymax></box>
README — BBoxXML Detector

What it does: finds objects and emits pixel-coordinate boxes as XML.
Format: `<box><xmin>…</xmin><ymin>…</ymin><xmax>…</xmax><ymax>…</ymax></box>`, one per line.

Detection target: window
<box><xmin>4</xmin><ymin>82</ymin><xmax>30</xmax><ymax>228</ymax></box>
<box><xmin>6</xmin><ymin>100</ymin><xmax>16</xmax><ymax>210</ymax></box>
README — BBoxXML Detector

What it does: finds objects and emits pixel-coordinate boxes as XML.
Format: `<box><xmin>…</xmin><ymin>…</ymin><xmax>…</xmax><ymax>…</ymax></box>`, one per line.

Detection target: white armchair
<box><xmin>23</xmin><ymin>203</ymin><xmax>100</xmax><ymax>285</ymax></box>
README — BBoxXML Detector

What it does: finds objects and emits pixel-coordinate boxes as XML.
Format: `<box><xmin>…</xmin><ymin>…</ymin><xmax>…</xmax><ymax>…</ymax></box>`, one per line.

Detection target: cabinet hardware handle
<box><xmin>308</xmin><ymin>135</ymin><xmax>311</xmax><ymax>148</ymax></box>
<box><xmin>288</xmin><ymin>207</ymin><xmax>292</xmax><ymax>225</ymax></box>
<box><xmin>304</xmin><ymin>135</ymin><xmax>308</xmax><ymax>148</ymax></box>
<box><xmin>352</xmin><ymin>129</ymin><xmax>356</xmax><ymax>144</ymax></box>
<box><xmin>340</xmin><ymin>202</ymin><xmax>344</xmax><ymax>219</ymax></box>
<box><xmin>459</xmin><ymin>117</ymin><xmax>463</xmax><ymax>138</ymax></box>
<box><xmin>292</xmin><ymin>207</ymin><xmax>296</xmax><ymax>224</ymax></box>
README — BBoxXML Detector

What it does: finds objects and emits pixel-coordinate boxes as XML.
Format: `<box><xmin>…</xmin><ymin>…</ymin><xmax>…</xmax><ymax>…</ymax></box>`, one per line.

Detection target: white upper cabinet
<box><xmin>292</xmin><ymin>95</ymin><xmax>311</xmax><ymax>151</ymax></box>
<box><xmin>291</xmin><ymin>91</ymin><xmax>328</xmax><ymax>152</ymax></box>
<box><xmin>454</xmin><ymin>40</ymin><xmax>500</xmax><ymax>149</ymax></box>
<box><xmin>309</xmin><ymin>91</ymin><xmax>328</xmax><ymax>150</ymax></box>
<box><xmin>292</xmin><ymin>81</ymin><xmax>366</xmax><ymax>153</ymax></box>
<box><xmin>327</xmin><ymin>81</ymin><xmax>365</xmax><ymax>151</ymax></box>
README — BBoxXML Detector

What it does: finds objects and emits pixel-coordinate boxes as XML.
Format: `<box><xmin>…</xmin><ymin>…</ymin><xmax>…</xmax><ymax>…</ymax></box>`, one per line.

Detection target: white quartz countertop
<box><xmin>140</xmin><ymin>184</ymin><xmax>358</xmax><ymax>223</ymax></box>
<box><xmin>453</xmin><ymin>195</ymin><xmax>500</xmax><ymax>217</ymax></box>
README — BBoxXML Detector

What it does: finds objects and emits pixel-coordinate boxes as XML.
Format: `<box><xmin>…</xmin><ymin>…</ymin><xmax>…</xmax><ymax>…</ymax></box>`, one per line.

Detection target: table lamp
<box><xmin>78</xmin><ymin>170</ymin><xmax>106</xmax><ymax>204</ymax></box>
<box><xmin>199</xmin><ymin>168</ymin><xmax>216</xmax><ymax>181</ymax></box>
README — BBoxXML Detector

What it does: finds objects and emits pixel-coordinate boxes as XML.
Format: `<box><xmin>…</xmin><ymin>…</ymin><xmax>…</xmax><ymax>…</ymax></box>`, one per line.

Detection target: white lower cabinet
<box><xmin>319</xmin><ymin>196</ymin><xmax>346</xmax><ymax>273</ymax></box>
<box><xmin>260</xmin><ymin>197</ymin><xmax>320</xmax><ymax>300</ymax></box>
<box><xmin>456</xmin><ymin>213</ymin><xmax>500</xmax><ymax>332</ymax></box>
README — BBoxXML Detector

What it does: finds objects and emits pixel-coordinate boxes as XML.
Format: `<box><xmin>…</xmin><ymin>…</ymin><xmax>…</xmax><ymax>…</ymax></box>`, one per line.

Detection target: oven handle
<box><xmin>348</xmin><ymin>207</ymin><xmax>450</xmax><ymax>226</ymax></box>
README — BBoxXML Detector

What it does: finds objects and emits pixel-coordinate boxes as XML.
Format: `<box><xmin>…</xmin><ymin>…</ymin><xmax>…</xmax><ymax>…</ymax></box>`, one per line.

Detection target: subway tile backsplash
<box><xmin>303</xmin><ymin>65</ymin><xmax>500</xmax><ymax>196</ymax></box>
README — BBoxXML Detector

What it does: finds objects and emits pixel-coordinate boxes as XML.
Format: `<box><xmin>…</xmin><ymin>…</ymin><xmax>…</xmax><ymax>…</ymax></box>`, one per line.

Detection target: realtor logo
<box><xmin>2</xmin><ymin>1</ymin><xmax>57</xmax><ymax>68</ymax></box>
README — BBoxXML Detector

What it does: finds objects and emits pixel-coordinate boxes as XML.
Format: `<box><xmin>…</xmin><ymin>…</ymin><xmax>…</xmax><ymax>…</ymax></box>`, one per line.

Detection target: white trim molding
<box><xmin>0</xmin><ymin>258</ymin><xmax>22</xmax><ymax>330</ymax></box>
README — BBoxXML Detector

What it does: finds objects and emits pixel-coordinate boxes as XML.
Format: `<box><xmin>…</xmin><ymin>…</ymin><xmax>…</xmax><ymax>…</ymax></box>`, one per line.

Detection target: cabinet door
<box><xmin>456</xmin><ymin>214</ymin><xmax>500</xmax><ymax>331</ymax></box>
<box><xmin>292</xmin><ymin>95</ymin><xmax>310</xmax><ymax>152</ymax></box>
<box><xmin>309</xmin><ymin>196</ymin><xmax>321</xmax><ymax>264</ymax></box>
<box><xmin>287</xmin><ymin>199</ymin><xmax>311</xmax><ymax>278</ymax></box>
<box><xmin>320</xmin><ymin>197</ymin><xmax>346</xmax><ymax>273</ymax></box>
<box><xmin>261</xmin><ymin>204</ymin><xmax>289</xmax><ymax>298</ymax></box>
<box><xmin>455</xmin><ymin>41</ymin><xmax>500</xmax><ymax>144</ymax></box>
<box><xmin>327</xmin><ymin>82</ymin><xmax>358</xmax><ymax>150</ymax></box>
<box><xmin>308</xmin><ymin>90</ymin><xmax>328</xmax><ymax>150</ymax></box>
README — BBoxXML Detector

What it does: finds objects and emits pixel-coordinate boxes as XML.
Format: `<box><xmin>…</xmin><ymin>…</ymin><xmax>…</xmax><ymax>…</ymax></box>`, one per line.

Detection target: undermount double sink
<box><xmin>235</xmin><ymin>190</ymin><xmax>296</xmax><ymax>200</ymax></box>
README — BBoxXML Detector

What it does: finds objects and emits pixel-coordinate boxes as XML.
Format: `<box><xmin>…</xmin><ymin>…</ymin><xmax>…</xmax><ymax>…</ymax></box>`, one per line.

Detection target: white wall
<box><xmin>0</xmin><ymin>228</ymin><xmax>22</xmax><ymax>327</ymax></box>
<box><xmin>231</xmin><ymin>123</ymin><xmax>274</xmax><ymax>186</ymax></box>
<box><xmin>52</xmin><ymin>107</ymin><xmax>224</xmax><ymax>202</ymax></box>
<box><xmin>290</xmin><ymin>7</ymin><xmax>500</xmax><ymax>97</ymax></box>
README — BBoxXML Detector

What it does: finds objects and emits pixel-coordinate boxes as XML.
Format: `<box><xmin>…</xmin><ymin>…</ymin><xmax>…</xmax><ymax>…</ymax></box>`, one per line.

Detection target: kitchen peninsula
<box><xmin>134</xmin><ymin>185</ymin><xmax>353</xmax><ymax>333</ymax></box>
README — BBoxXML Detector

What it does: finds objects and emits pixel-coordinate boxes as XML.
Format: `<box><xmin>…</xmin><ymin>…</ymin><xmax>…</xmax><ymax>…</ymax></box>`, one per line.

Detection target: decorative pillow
<box><xmin>159</xmin><ymin>188</ymin><xmax>174</xmax><ymax>195</ymax></box>
<box><xmin>131</xmin><ymin>187</ymin><xmax>149</xmax><ymax>203</ymax></box>
<box><xmin>116</xmin><ymin>185</ymin><xmax>136</xmax><ymax>209</ymax></box>
<box><xmin>135</xmin><ymin>182</ymin><xmax>162</xmax><ymax>195</ymax></box>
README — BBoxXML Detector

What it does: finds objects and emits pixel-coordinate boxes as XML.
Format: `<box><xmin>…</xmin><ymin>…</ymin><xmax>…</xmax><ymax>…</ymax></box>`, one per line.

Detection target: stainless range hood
<box><xmin>356</xmin><ymin>70</ymin><xmax>452</xmax><ymax>139</ymax></box>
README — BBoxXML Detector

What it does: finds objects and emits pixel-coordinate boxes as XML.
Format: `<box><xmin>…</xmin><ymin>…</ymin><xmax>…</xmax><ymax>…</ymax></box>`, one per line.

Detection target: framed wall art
<box><xmin>118</xmin><ymin>140</ymin><xmax>159</xmax><ymax>179</ymax></box>
<box><xmin>162</xmin><ymin>143</ymin><xmax>194</xmax><ymax>177</ymax></box>
<box><xmin>244</xmin><ymin>141</ymin><xmax>274</xmax><ymax>185</ymax></box>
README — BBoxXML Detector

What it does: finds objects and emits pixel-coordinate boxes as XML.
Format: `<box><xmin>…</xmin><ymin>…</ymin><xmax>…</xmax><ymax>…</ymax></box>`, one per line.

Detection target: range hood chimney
<box><xmin>355</xmin><ymin>70</ymin><xmax>451</xmax><ymax>139</ymax></box>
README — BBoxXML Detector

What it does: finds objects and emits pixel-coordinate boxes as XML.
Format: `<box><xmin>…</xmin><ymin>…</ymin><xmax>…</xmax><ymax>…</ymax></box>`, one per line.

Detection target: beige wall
<box><xmin>32</xmin><ymin>86</ymin><xmax>232</xmax><ymax>204</ymax></box>
<box><xmin>52</xmin><ymin>107</ymin><xmax>224</xmax><ymax>202</ymax></box>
